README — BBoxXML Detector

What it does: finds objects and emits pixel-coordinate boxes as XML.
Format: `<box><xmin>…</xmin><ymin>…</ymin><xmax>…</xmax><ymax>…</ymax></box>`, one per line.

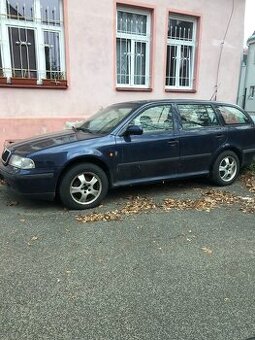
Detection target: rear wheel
<box><xmin>59</xmin><ymin>163</ymin><xmax>108</xmax><ymax>210</ymax></box>
<box><xmin>211</xmin><ymin>151</ymin><xmax>240</xmax><ymax>186</ymax></box>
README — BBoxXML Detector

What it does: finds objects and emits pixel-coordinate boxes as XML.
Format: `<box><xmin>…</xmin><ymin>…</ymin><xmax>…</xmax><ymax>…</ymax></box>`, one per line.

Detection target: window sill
<box><xmin>165</xmin><ymin>88</ymin><xmax>196</xmax><ymax>93</ymax></box>
<box><xmin>0</xmin><ymin>77</ymin><xmax>7</xmax><ymax>84</ymax></box>
<box><xmin>116</xmin><ymin>87</ymin><xmax>152</xmax><ymax>92</ymax></box>
<box><xmin>0</xmin><ymin>78</ymin><xmax>68</xmax><ymax>89</ymax></box>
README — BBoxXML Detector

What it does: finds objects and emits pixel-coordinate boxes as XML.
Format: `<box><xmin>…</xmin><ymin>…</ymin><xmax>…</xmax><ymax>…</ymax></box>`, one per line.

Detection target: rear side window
<box><xmin>217</xmin><ymin>106</ymin><xmax>250</xmax><ymax>125</ymax></box>
<box><xmin>177</xmin><ymin>104</ymin><xmax>219</xmax><ymax>130</ymax></box>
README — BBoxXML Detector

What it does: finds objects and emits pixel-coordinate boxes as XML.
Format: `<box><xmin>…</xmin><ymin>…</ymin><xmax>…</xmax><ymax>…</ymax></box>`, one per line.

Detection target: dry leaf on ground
<box><xmin>241</xmin><ymin>170</ymin><xmax>255</xmax><ymax>193</ymax></box>
<box><xmin>76</xmin><ymin>196</ymin><xmax>157</xmax><ymax>223</ymax></box>
<box><xmin>201</xmin><ymin>246</ymin><xmax>213</xmax><ymax>255</ymax></box>
<box><xmin>76</xmin><ymin>210</ymin><xmax>121</xmax><ymax>223</ymax></box>
<box><xmin>162</xmin><ymin>190</ymin><xmax>239</xmax><ymax>212</ymax></box>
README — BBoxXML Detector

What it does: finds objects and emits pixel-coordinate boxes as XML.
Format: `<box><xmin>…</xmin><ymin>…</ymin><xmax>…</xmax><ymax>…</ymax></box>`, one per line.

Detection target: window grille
<box><xmin>116</xmin><ymin>7</ymin><xmax>151</xmax><ymax>88</ymax></box>
<box><xmin>0</xmin><ymin>40</ymin><xmax>3</xmax><ymax>76</ymax></box>
<box><xmin>166</xmin><ymin>14</ymin><xmax>197</xmax><ymax>90</ymax></box>
<box><xmin>6</xmin><ymin>0</ymin><xmax>34</xmax><ymax>21</ymax></box>
<box><xmin>0</xmin><ymin>0</ymin><xmax>66</xmax><ymax>83</ymax></box>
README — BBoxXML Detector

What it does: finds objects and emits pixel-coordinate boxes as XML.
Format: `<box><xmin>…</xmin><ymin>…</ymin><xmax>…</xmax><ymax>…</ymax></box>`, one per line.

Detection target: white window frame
<box><xmin>116</xmin><ymin>6</ymin><xmax>151</xmax><ymax>88</ymax></box>
<box><xmin>165</xmin><ymin>14</ymin><xmax>197</xmax><ymax>90</ymax></box>
<box><xmin>0</xmin><ymin>0</ymin><xmax>66</xmax><ymax>83</ymax></box>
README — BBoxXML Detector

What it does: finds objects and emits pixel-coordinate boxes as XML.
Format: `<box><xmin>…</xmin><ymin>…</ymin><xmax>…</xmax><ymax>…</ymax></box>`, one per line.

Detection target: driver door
<box><xmin>115</xmin><ymin>104</ymin><xmax>180</xmax><ymax>184</ymax></box>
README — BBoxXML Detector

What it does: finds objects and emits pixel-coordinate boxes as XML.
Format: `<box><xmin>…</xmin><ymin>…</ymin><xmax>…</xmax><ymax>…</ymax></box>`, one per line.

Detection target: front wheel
<box><xmin>211</xmin><ymin>151</ymin><xmax>240</xmax><ymax>186</ymax></box>
<box><xmin>59</xmin><ymin>163</ymin><xmax>108</xmax><ymax>210</ymax></box>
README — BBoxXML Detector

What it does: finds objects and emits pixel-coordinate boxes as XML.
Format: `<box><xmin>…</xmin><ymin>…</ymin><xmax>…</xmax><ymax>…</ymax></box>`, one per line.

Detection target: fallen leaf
<box><xmin>241</xmin><ymin>170</ymin><xmax>255</xmax><ymax>193</ymax></box>
<box><xmin>201</xmin><ymin>246</ymin><xmax>213</xmax><ymax>255</ymax></box>
<box><xmin>31</xmin><ymin>236</ymin><xmax>39</xmax><ymax>241</ymax></box>
<box><xmin>76</xmin><ymin>196</ymin><xmax>157</xmax><ymax>223</ymax></box>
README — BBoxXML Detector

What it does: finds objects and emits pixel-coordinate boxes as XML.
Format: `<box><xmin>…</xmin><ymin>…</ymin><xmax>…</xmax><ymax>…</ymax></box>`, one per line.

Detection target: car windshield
<box><xmin>78</xmin><ymin>103</ymin><xmax>137</xmax><ymax>134</ymax></box>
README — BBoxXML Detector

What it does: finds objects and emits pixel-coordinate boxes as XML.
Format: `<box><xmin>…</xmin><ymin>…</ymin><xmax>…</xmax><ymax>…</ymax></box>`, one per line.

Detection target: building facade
<box><xmin>237</xmin><ymin>31</ymin><xmax>255</xmax><ymax>119</ymax></box>
<box><xmin>0</xmin><ymin>0</ymin><xmax>245</xmax><ymax>146</ymax></box>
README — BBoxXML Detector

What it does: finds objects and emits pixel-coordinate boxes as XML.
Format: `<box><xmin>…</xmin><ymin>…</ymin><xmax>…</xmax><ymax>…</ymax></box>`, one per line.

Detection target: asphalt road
<box><xmin>0</xmin><ymin>177</ymin><xmax>255</xmax><ymax>340</ymax></box>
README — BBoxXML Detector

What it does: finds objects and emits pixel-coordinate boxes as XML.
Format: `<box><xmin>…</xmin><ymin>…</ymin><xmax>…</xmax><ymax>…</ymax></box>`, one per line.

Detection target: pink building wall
<box><xmin>0</xmin><ymin>0</ymin><xmax>245</xmax><ymax>147</ymax></box>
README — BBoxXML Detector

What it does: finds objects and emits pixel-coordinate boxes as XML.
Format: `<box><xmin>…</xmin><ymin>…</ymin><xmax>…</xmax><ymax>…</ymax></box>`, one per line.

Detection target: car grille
<box><xmin>1</xmin><ymin>148</ymin><xmax>11</xmax><ymax>164</ymax></box>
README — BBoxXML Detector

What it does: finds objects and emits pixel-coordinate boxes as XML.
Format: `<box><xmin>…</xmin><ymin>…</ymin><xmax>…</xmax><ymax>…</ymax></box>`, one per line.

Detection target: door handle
<box><xmin>168</xmin><ymin>140</ymin><xmax>179</xmax><ymax>146</ymax></box>
<box><xmin>215</xmin><ymin>134</ymin><xmax>224</xmax><ymax>139</ymax></box>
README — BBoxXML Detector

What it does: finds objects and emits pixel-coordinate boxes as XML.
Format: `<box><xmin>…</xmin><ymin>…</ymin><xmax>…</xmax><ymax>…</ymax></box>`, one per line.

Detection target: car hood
<box><xmin>7</xmin><ymin>130</ymin><xmax>100</xmax><ymax>155</ymax></box>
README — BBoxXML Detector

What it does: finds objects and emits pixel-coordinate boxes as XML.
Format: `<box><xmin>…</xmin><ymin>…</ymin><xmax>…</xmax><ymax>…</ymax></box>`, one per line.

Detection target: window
<box><xmin>178</xmin><ymin>104</ymin><xmax>219</xmax><ymax>129</ymax></box>
<box><xmin>116</xmin><ymin>6</ymin><xmax>151</xmax><ymax>88</ymax></box>
<box><xmin>131</xmin><ymin>105</ymin><xmax>173</xmax><ymax>133</ymax></box>
<box><xmin>166</xmin><ymin>14</ymin><xmax>197</xmax><ymax>90</ymax></box>
<box><xmin>0</xmin><ymin>42</ymin><xmax>3</xmax><ymax>76</ymax></box>
<box><xmin>249</xmin><ymin>86</ymin><xmax>255</xmax><ymax>99</ymax></box>
<box><xmin>0</xmin><ymin>0</ymin><xmax>66</xmax><ymax>84</ymax></box>
<box><xmin>217</xmin><ymin>106</ymin><xmax>250</xmax><ymax>125</ymax></box>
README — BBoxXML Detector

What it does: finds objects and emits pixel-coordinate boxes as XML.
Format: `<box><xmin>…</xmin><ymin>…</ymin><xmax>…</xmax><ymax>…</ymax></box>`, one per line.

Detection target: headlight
<box><xmin>9</xmin><ymin>155</ymin><xmax>35</xmax><ymax>169</ymax></box>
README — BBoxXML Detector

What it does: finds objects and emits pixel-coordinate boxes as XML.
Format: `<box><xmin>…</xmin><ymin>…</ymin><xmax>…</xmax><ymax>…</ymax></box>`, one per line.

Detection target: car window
<box><xmin>217</xmin><ymin>106</ymin><xmax>250</xmax><ymax>125</ymax></box>
<box><xmin>177</xmin><ymin>104</ymin><xmax>219</xmax><ymax>129</ymax></box>
<box><xmin>131</xmin><ymin>105</ymin><xmax>173</xmax><ymax>134</ymax></box>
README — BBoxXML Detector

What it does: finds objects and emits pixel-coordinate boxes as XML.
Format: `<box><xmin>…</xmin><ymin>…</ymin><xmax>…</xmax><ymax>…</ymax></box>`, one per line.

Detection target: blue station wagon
<box><xmin>1</xmin><ymin>100</ymin><xmax>255</xmax><ymax>209</ymax></box>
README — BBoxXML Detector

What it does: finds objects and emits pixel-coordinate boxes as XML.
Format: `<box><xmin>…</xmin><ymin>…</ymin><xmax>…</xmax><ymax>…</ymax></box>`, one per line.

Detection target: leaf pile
<box><xmin>76</xmin><ymin>210</ymin><xmax>121</xmax><ymax>223</ymax></box>
<box><xmin>76</xmin><ymin>196</ymin><xmax>157</xmax><ymax>223</ymax></box>
<box><xmin>162</xmin><ymin>190</ymin><xmax>239</xmax><ymax>212</ymax></box>
<box><xmin>120</xmin><ymin>196</ymin><xmax>157</xmax><ymax>215</ymax></box>
<box><xmin>239</xmin><ymin>197</ymin><xmax>255</xmax><ymax>214</ymax></box>
<box><xmin>76</xmin><ymin>189</ymin><xmax>255</xmax><ymax>224</ymax></box>
<box><xmin>241</xmin><ymin>170</ymin><xmax>255</xmax><ymax>193</ymax></box>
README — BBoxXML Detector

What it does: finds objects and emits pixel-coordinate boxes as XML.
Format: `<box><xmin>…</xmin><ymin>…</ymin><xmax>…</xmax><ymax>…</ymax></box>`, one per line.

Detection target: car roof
<box><xmin>113</xmin><ymin>99</ymin><xmax>240</xmax><ymax>107</ymax></box>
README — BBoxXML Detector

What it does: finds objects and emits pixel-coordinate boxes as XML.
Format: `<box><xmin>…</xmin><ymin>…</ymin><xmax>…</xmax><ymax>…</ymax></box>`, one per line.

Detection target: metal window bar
<box><xmin>179</xmin><ymin>45</ymin><xmax>190</xmax><ymax>87</ymax></box>
<box><xmin>168</xmin><ymin>19</ymin><xmax>194</xmax><ymax>42</ymax></box>
<box><xmin>166</xmin><ymin>16</ymin><xmax>196</xmax><ymax>89</ymax></box>
<box><xmin>44</xmin><ymin>30</ymin><xmax>61</xmax><ymax>79</ymax></box>
<box><xmin>9</xmin><ymin>27</ymin><xmax>37</xmax><ymax>78</ymax></box>
<box><xmin>0</xmin><ymin>45</ymin><xmax>3</xmax><ymax>76</ymax></box>
<box><xmin>41</xmin><ymin>0</ymin><xmax>61</xmax><ymax>26</ymax></box>
<box><xmin>117</xmin><ymin>9</ymin><xmax>150</xmax><ymax>86</ymax></box>
<box><xmin>134</xmin><ymin>41</ymin><xmax>146</xmax><ymax>85</ymax></box>
<box><xmin>6</xmin><ymin>0</ymin><xmax>34</xmax><ymax>21</ymax></box>
<box><xmin>166</xmin><ymin>45</ymin><xmax>178</xmax><ymax>87</ymax></box>
<box><xmin>0</xmin><ymin>0</ymin><xmax>66</xmax><ymax>81</ymax></box>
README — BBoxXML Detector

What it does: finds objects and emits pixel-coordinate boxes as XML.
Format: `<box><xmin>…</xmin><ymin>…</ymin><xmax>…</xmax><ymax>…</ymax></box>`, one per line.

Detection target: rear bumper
<box><xmin>0</xmin><ymin>162</ymin><xmax>56</xmax><ymax>200</ymax></box>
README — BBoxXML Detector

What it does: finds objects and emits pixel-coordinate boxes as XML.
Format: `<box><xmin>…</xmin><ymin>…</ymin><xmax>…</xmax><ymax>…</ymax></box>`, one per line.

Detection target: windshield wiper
<box><xmin>72</xmin><ymin>126</ymin><xmax>92</xmax><ymax>133</ymax></box>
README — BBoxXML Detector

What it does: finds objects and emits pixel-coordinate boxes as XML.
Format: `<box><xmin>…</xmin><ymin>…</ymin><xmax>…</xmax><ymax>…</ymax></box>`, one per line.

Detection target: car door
<box><xmin>114</xmin><ymin>104</ymin><xmax>180</xmax><ymax>184</ymax></box>
<box><xmin>176</xmin><ymin>103</ymin><xmax>227</xmax><ymax>174</ymax></box>
<box><xmin>215</xmin><ymin>105</ymin><xmax>255</xmax><ymax>165</ymax></box>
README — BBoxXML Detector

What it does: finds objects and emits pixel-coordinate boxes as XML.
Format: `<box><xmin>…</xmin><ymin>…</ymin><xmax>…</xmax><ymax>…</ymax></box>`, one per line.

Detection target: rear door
<box><xmin>215</xmin><ymin>105</ymin><xmax>255</xmax><ymax>165</ymax></box>
<box><xmin>176</xmin><ymin>103</ymin><xmax>227</xmax><ymax>174</ymax></box>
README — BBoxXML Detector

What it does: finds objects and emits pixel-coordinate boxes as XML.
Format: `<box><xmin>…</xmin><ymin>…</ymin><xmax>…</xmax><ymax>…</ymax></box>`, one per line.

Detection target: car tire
<box><xmin>211</xmin><ymin>151</ymin><xmax>240</xmax><ymax>186</ymax></box>
<box><xmin>59</xmin><ymin>163</ymin><xmax>108</xmax><ymax>210</ymax></box>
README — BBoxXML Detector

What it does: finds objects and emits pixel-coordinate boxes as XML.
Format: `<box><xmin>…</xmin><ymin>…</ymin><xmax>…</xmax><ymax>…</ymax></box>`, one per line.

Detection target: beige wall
<box><xmin>0</xmin><ymin>0</ymin><xmax>245</xmax><ymax>145</ymax></box>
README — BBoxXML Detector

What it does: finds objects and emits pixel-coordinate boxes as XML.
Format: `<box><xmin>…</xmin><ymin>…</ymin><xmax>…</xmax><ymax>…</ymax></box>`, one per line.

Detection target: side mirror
<box><xmin>124</xmin><ymin>125</ymin><xmax>143</xmax><ymax>136</ymax></box>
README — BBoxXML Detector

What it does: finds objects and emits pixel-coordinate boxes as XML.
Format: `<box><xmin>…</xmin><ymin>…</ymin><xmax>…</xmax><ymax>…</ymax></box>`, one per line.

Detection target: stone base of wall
<box><xmin>0</xmin><ymin>117</ymin><xmax>84</xmax><ymax>149</ymax></box>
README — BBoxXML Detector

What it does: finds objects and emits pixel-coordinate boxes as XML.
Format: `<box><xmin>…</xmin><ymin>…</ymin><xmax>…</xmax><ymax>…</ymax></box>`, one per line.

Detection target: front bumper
<box><xmin>0</xmin><ymin>162</ymin><xmax>56</xmax><ymax>200</ymax></box>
